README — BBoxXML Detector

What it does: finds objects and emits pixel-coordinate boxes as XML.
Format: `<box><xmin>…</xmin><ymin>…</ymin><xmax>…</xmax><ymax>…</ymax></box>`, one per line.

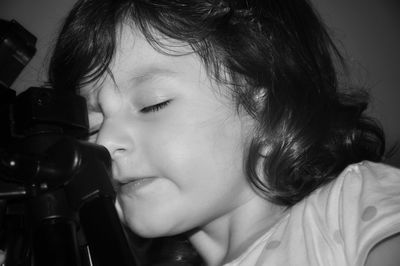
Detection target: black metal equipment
<box><xmin>0</xmin><ymin>18</ymin><xmax>140</xmax><ymax>266</ymax></box>
<box><xmin>0</xmin><ymin>18</ymin><xmax>203</xmax><ymax>266</ymax></box>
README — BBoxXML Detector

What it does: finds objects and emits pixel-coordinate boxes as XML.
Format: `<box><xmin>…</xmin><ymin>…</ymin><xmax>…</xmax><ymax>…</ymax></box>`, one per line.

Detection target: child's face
<box><xmin>83</xmin><ymin>26</ymin><xmax>257</xmax><ymax>237</ymax></box>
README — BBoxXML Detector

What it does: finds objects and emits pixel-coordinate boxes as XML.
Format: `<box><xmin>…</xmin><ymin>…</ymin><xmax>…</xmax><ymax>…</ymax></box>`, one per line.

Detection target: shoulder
<box><xmin>242</xmin><ymin>161</ymin><xmax>400</xmax><ymax>266</ymax></box>
<box><xmin>316</xmin><ymin>161</ymin><xmax>400</xmax><ymax>265</ymax></box>
<box><xmin>350</xmin><ymin>160</ymin><xmax>400</xmax><ymax>183</ymax></box>
<box><xmin>316</xmin><ymin>161</ymin><xmax>400</xmax><ymax>207</ymax></box>
<box><xmin>335</xmin><ymin>160</ymin><xmax>400</xmax><ymax>189</ymax></box>
<box><xmin>335</xmin><ymin>161</ymin><xmax>400</xmax><ymax>221</ymax></box>
<box><xmin>349</xmin><ymin>162</ymin><xmax>400</xmax><ymax>266</ymax></box>
<box><xmin>300</xmin><ymin>161</ymin><xmax>400</xmax><ymax>225</ymax></box>
<box><xmin>279</xmin><ymin>161</ymin><xmax>400</xmax><ymax>265</ymax></box>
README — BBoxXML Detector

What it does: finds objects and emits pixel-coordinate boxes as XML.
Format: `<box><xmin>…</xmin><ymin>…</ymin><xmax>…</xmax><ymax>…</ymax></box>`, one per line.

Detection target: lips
<box><xmin>116</xmin><ymin>176</ymin><xmax>158</xmax><ymax>194</ymax></box>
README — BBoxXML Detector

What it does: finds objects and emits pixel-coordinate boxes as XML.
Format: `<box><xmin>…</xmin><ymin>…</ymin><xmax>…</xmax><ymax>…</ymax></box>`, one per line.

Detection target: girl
<box><xmin>48</xmin><ymin>0</ymin><xmax>400</xmax><ymax>265</ymax></box>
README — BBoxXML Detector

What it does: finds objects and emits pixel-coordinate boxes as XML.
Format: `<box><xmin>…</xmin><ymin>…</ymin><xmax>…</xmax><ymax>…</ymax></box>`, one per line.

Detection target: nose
<box><xmin>95</xmin><ymin>118</ymin><xmax>134</xmax><ymax>160</ymax></box>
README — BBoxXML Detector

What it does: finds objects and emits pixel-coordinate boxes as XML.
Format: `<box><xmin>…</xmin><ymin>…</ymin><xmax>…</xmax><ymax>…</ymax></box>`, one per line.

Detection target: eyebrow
<box><xmin>130</xmin><ymin>67</ymin><xmax>178</xmax><ymax>86</ymax></box>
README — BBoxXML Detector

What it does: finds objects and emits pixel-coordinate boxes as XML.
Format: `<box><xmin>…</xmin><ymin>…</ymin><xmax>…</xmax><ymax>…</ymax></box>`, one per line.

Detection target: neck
<box><xmin>188</xmin><ymin>195</ymin><xmax>286</xmax><ymax>266</ymax></box>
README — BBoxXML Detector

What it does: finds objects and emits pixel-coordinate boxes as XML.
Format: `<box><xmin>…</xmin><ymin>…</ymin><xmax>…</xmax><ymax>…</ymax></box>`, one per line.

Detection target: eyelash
<box><xmin>88</xmin><ymin>129</ymin><xmax>99</xmax><ymax>136</ymax></box>
<box><xmin>86</xmin><ymin>100</ymin><xmax>171</xmax><ymax>137</ymax></box>
<box><xmin>86</xmin><ymin>128</ymin><xmax>99</xmax><ymax>141</ymax></box>
<box><xmin>140</xmin><ymin>100</ymin><xmax>171</xmax><ymax>113</ymax></box>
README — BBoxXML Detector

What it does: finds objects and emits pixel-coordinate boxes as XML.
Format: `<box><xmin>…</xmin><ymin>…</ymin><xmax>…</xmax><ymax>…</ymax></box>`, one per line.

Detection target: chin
<box><xmin>124</xmin><ymin>213</ymin><xmax>182</xmax><ymax>238</ymax></box>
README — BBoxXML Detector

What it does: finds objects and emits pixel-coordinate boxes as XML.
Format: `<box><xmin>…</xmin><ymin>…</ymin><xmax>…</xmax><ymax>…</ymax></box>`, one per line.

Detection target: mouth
<box><xmin>116</xmin><ymin>177</ymin><xmax>158</xmax><ymax>194</ymax></box>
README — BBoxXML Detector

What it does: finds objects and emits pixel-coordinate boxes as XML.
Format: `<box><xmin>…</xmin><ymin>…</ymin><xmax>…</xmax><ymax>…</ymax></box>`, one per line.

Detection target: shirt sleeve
<box><xmin>336</xmin><ymin>161</ymin><xmax>400</xmax><ymax>265</ymax></box>
<box><xmin>226</xmin><ymin>161</ymin><xmax>400</xmax><ymax>266</ymax></box>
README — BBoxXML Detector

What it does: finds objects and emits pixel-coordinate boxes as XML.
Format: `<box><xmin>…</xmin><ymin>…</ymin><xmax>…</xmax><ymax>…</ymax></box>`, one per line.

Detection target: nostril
<box><xmin>94</xmin><ymin>119</ymin><xmax>133</xmax><ymax>159</ymax></box>
<box><xmin>102</xmin><ymin>146</ymin><xmax>123</xmax><ymax>161</ymax></box>
<box><xmin>102</xmin><ymin>143</ymin><xmax>131</xmax><ymax>161</ymax></box>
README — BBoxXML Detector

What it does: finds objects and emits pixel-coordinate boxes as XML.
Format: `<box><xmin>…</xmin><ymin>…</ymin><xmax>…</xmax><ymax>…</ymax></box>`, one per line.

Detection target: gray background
<box><xmin>1</xmin><ymin>0</ymin><xmax>399</xmax><ymax>166</ymax></box>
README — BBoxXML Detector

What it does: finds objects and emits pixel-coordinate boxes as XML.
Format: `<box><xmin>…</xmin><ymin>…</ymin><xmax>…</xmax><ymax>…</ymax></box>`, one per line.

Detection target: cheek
<box><xmin>147</xmin><ymin>113</ymin><xmax>249</xmax><ymax>189</ymax></box>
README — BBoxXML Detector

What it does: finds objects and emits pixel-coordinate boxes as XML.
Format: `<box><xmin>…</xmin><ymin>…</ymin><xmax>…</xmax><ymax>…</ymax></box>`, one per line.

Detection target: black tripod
<box><xmin>0</xmin><ymin>18</ymin><xmax>202</xmax><ymax>266</ymax></box>
<box><xmin>0</xmin><ymin>85</ymin><xmax>142</xmax><ymax>266</ymax></box>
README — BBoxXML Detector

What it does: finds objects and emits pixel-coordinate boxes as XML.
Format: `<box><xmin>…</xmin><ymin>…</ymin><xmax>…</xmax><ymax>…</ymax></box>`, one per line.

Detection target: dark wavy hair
<box><xmin>49</xmin><ymin>0</ymin><xmax>386</xmax><ymax>206</ymax></box>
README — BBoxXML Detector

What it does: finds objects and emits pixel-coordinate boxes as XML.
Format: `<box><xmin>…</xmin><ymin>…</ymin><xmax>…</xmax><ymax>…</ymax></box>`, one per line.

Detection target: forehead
<box><xmin>113</xmin><ymin>25</ymin><xmax>194</xmax><ymax>72</ymax></box>
<box><xmin>105</xmin><ymin>26</ymin><xmax>195</xmax><ymax>86</ymax></box>
<box><xmin>79</xmin><ymin>25</ymin><xmax>196</xmax><ymax>93</ymax></box>
<box><xmin>80</xmin><ymin>24</ymin><xmax>227</xmax><ymax>98</ymax></box>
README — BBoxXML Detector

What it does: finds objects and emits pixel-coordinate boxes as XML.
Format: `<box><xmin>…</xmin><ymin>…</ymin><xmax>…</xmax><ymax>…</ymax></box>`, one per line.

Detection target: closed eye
<box><xmin>140</xmin><ymin>100</ymin><xmax>171</xmax><ymax>113</ymax></box>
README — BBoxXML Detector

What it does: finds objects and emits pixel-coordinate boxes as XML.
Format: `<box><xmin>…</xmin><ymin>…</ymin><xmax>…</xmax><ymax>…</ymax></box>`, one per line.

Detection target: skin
<box><xmin>83</xmin><ymin>25</ymin><xmax>285</xmax><ymax>266</ymax></box>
